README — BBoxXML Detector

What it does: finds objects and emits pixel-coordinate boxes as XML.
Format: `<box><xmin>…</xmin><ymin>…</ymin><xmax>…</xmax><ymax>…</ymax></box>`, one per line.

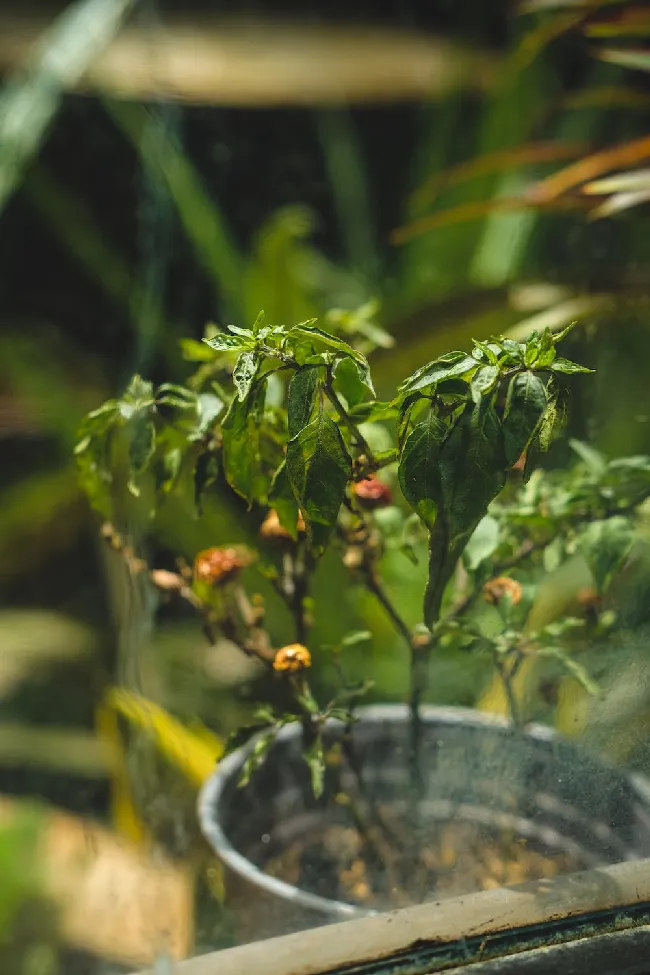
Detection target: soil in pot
<box><xmin>262</xmin><ymin>800</ymin><xmax>585</xmax><ymax>912</ymax></box>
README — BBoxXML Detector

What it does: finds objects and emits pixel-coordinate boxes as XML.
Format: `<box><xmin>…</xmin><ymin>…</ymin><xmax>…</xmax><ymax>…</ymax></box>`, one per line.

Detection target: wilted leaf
<box><xmin>239</xmin><ymin>730</ymin><xmax>275</xmax><ymax>788</ymax></box>
<box><xmin>286</xmin><ymin>410</ymin><xmax>352</xmax><ymax>553</ymax></box>
<box><xmin>288</xmin><ymin>365</ymin><xmax>324</xmax><ymax>438</ymax></box>
<box><xmin>193</xmin><ymin>392</ymin><xmax>224</xmax><ymax>439</ymax></box>
<box><xmin>398</xmin><ymin>411</ymin><xmax>447</xmax><ymax>528</ymax></box>
<box><xmin>502</xmin><ymin>371</ymin><xmax>548</xmax><ymax>466</ymax></box>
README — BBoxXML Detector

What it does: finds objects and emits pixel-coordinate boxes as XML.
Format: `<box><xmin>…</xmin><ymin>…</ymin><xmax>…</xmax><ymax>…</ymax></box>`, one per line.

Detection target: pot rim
<box><xmin>197</xmin><ymin>703</ymin><xmax>650</xmax><ymax>921</ymax></box>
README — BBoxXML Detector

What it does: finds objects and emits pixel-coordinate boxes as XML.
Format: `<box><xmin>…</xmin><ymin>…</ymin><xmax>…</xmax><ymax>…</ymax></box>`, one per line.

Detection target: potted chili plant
<box><xmin>76</xmin><ymin>312</ymin><xmax>650</xmax><ymax>938</ymax></box>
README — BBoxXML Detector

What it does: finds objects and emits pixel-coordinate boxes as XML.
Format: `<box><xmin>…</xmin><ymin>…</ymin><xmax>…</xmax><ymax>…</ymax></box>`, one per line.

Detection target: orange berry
<box><xmin>273</xmin><ymin>643</ymin><xmax>312</xmax><ymax>674</ymax></box>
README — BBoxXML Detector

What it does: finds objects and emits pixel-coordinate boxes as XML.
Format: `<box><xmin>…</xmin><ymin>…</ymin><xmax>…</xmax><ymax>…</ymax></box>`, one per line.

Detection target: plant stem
<box><xmin>323</xmin><ymin>378</ymin><xmax>376</xmax><ymax>466</ymax></box>
<box><xmin>495</xmin><ymin>653</ymin><xmax>523</xmax><ymax>729</ymax></box>
<box><xmin>364</xmin><ymin>569</ymin><xmax>414</xmax><ymax>650</ymax></box>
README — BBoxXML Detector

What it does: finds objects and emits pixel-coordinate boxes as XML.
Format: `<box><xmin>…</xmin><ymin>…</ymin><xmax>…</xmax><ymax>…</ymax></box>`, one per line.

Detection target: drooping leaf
<box><xmin>579</xmin><ymin>516</ymin><xmax>635</xmax><ymax>592</ymax></box>
<box><xmin>268</xmin><ymin>460</ymin><xmax>300</xmax><ymax>540</ymax></box>
<box><xmin>233</xmin><ymin>350</ymin><xmax>261</xmax><ymax>401</ymax></box>
<box><xmin>502</xmin><ymin>371</ymin><xmax>548</xmax><ymax>466</ymax></box>
<box><xmin>398</xmin><ymin>352</ymin><xmax>477</xmax><ymax>397</ymax></box>
<box><xmin>550</xmin><ymin>357</ymin><xmax>595</xmax><ymax>375</ymax></box>
<box><xmin>304</xmin><ymin>733</ymin><xmax>325</xmax><ymax>799</ymax></box>
<box><xmin>221</xmin><ymin>382</ymin><xmax>268</xmax><ymax>505</ymax></box>
<box><xmin>287</xmin><ymin>364</ymin><xmax>324</xmax><ymax>438</ymax></box>
<box><xmin>438</xmin><ymin>401</ymin><xmax>507</xmax><ymax>546</ymax></box>
<box><xmin>286</xmin><ymin>410</ymin><xmax>352</xmax><ymax>553</ymax></box>
<box><xmin>398</xmin><ymin>411</ymin><xmax>447</xmax><ymax>528</ymax></box>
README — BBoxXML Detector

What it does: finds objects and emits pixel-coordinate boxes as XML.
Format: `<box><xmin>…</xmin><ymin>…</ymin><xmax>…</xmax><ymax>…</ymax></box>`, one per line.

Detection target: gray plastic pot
<box><xmin>198</xmin><ymin>705</ymin><xmax>650</xmax><ymax>943</ymax></box>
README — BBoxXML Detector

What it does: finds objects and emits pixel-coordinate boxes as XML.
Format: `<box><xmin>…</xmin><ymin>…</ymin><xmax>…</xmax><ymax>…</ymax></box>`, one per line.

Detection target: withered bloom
<box><xmin>483</xmin><ymin>576</ymin><xmax>523</xmax><ymax>607</ymax></box>
<box><xmin>273</xmin><ymin>643</ymin><xmax>312</xmax><ymax>674</ymax></box>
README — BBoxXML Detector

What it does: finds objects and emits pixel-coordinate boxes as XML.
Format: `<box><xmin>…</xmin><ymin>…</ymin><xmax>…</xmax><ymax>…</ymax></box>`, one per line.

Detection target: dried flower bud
<box><xmin>352</xmin><ymin>475</ymin><xmax>392</xmax><ymax>509</ymax></box>
<box><xmin>513</xmin><ymin>451</ymin><xmax>527</xmax><ymax>472</ymax></box>
<box><xmin>483</xmin><ymin>576</ymin><xmax>523</xmax><ymax>606</ymax></box>
<box><xmin>343</xmin><ymin>546</ymin><xmax>365</xmax><ymax>570</ymax></box>
<box><xmin>193</xmin><ymin>546</ymin><xmax>252</xmax><ymax>586</ymax></box>
<box><xmin>259</xmin><ymin>509</ymin><xmax>306</xmax><ymax>541</ymax></box>
<box><xmin>273</xmin><ymin>643</ymin><xmax>312</xmax><ymax>674</ymax></box>
<box><xmin>150</xmin><ymin>569</ymin><xmax>184</xmax><ymax>592</ymax></box>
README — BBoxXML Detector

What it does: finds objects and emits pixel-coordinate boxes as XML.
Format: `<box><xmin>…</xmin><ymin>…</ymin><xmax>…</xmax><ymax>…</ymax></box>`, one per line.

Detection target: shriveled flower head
<box><xmin>273</xmin><ymin>643</ymin><xmax>312</xmax><ymax>674</ymax></box>
<box><xmin>193</xmin><ymin>546</ymin><xmax>252</xmax><ymax>586</ymax></box>
<box><xmin>483</xmin><ymin>576</ymin><xmax>523</xmax><ymax>607</ymax></box>
<box><xmin>352</xmin><ymin>474</ymin><xmax>392</xmax><ymax>509</ymax></box>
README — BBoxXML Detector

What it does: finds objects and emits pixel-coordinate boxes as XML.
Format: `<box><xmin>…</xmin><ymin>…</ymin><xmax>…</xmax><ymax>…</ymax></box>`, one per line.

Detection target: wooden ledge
<box><xmin>132</xmin><ymin>856</ymin><xmax>650</xmax><ymax>975</ymax></box>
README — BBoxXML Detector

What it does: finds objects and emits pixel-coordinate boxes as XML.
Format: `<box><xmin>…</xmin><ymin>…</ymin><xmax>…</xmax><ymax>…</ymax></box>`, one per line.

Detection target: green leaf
<box><xmin>524</xmin><ymin>332</ymin><xmax>541</xmax><ymax>368</ymax></box>
<box><xmin>127</xmin><ymin>413</ymin><xmax>156</xmax><ymax>495</ymax></box>
<box><xmin>118</xmin><ymin>375</ymin><xmax>154</xmax><ymax>420</ymax></box>
<box><xmin>286</xmin><ymin>410</ymin><xmax>352</xmax><ymax>553</ymax></box>
<box><xmin>221</xmin><ymin>382</ymin><xmax>268</xmax><ymax>505</ymax></box>
<box><xmin>291</xmin><ymin>323</ymin><xmax>375</xmax><ymax>396</ymax></box>
<box><xmin>268</xmin><ymin>461</ymin><xmax>300</xmax><ymax>540</ymax></box>
<box><xmin>550</xmin><ymin>358</ymin><xmax>595</xmax><ymax>375</ymax></box>
<box><xmin>471</xmin><ymin>364</ymin><xmax>499</xmax><ymax>401</ymax></box>
<box><xmin>304</xmin><ymin>734</ymin><xmax>325</xmax><ymax>799</ymax></box>
<box><xmin>535</xmin><ymin>328</ymin><xmax>557</xmax><ymax>368</ymax></box>
<box><xmin>438</xmin><ymin>401</ymin><xmax>507</xmax><ymax>546</ymax></box>
<box><xmin>472</xmin><ymin>339</ymin><xmax>499</xmax><ymax>365</ymax></box>
<box><xmin>551</xmin><ymin>320</ymin><xmax>578</xmax><ymax>345</ymax></box>
<box><xmin>333</xmin><ymin>355</ymin><xmax>368</xmax><ymax>408</ymax></box>
<box><xmin>348</xmin><ymin>400</ymin><xmax>398</xmax><ymax>424</ymax></box>
<box><xmin>502</xmin><ymin>371</ymin><xmax>548</xmax><ymax>466</ymax></box>
<box><xmin>464</xmin><ymin>515</ymin><xmax>500</xmax><ymax>571</ymax></box>
<box><xmin>569</xmin><ymin>439</ymin><xmax>607</xmax><ymax>477</ymax></box>
<box><xmin>251</xmin><ymin>310</ymin><xmax>266</xmax><ymax>335</ymax></box>
<box><xmin>156</xmin><ymin>384</ymin><xmax>197</xmax><ymax>408</ymax></box>
<box><xmin>74</xmin><ymin>400</ymin><xmax>120</xmax><ymax>455</ymax></box>
<box><xmin>160</xmin><ymin>446</ymin><xmax>182</xmax><ymax>492</ymax></box>
<box><xmin>398</xmin><ymin>411</ymin><xmax>447</xmax><ymax>528</ymax></box>
<box><xmin>180</xmin><ymin>337</ymin><xmax>217</xmax><ymax>362</ymax></box>
<box><xmin>398</xmin><ymin>352</ymin><xmax>477</xmax><ymax>397</ymax></box>
<box><xmin>239</xmin><ymin>729</ymin><xmax>276</xmax><ymax>788</ymax></box>
<box><xmin>194</xmin><ymin>450</ymin><xmax>220</xmax><ymax>515</ymax></box>
<box><xmin>228</xmin><ymin>324</ymin><xmax>254</xmax><ymax>338</ymax></box>
<box><xmin>192</xmin><ymin>392</ymin><xmax>224</xmax><ymax>440</ymax></box>
<box><xmin>233</xmin><ymin>351</ymin><xmax>261</xmax><ymax>401</ymax></box>
<box><xmin>579</xmin><ymin>516</ymin><xmax>635</xmax><ymax>592</ymax></box>
<box><xmin>287</xmin><ymin>364</ymin><xmax>324</xmax><ymax>438</ymax></box>
<box><xmin>535</xmin><ymin>647</ymin><xmax>599</xmax><ymax>697</ymax></box>
<box><xmin>341</xmin><ymin>630</ymin><xmax>372</xmax><ymax>647</ymax></box>
<box><xmin>203</xmin><ymin>332</ymin><xmax>247</xmax><ymax>353</ymax></box>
